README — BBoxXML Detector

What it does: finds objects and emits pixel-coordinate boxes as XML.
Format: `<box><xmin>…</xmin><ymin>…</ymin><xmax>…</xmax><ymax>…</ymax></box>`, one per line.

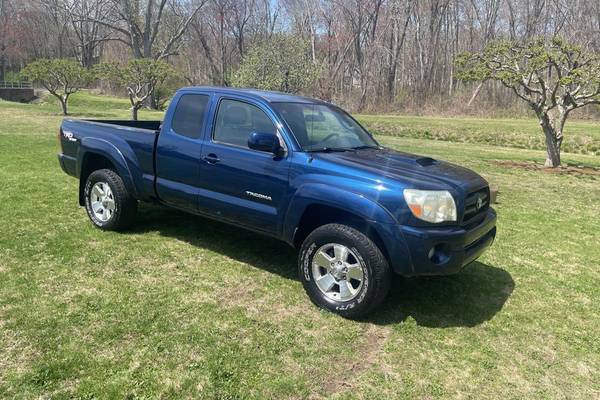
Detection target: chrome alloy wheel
<box><xmin>312</xmin><ymin>243</ymin><xmax>364</xmax><ymax>302</ymax></box>
<box><xmin>90</xmin><ymin>181</ymin><xmax>115</xmax><ymax>222</ymax></box>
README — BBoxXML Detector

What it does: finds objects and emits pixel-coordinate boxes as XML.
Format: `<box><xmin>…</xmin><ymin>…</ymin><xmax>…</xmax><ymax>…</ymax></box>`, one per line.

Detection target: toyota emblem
<box><xmin>476</xmin><ymin>196</ymin><xmax>484</xmax><ymax>210</ymax></box>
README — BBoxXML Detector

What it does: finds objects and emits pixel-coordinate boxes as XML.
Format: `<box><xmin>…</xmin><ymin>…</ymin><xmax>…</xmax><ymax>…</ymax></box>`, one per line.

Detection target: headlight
<box><xmin>403</xmin><ymin>189</ymin><xmax>457</xmax><ymax>223</ymax></box>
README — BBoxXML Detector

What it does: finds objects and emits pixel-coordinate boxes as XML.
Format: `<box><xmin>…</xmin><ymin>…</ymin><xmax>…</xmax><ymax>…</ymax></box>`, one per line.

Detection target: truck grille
<box><xmin>463</xmin><ymin>187</ymin><xmax>489</xmax><ymax>223</ymax></box>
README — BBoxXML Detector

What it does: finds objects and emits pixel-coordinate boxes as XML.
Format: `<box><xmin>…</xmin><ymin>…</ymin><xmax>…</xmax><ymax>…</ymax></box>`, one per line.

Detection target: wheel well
<box><xmin>293</xmin><ymin>204</ymin><xmax>391</xmax><ymax>263</ymax></box>
<box><xmin>79</xmin><ymin>153</ymin><xmax>116</xmax><ymax>205</ymax></box>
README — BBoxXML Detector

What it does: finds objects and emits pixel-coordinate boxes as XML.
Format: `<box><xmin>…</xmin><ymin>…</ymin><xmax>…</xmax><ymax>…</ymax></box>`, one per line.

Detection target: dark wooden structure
<box><xmin>0</xmin><ymin>82</ymin><xmax>35</xmax><ymax>102</ymax></box>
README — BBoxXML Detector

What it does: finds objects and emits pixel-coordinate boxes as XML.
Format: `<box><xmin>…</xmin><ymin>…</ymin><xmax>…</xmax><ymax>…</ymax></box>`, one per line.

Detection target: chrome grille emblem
<box><xmin>476</xmin><ymin>196</ymin><xmax>484</xmax><ymax>210</ymax></box>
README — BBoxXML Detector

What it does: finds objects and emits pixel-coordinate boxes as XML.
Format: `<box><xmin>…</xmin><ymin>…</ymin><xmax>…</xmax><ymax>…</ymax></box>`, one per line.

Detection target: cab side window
<box><xmin>213</xmin><ymin>99</ymin><xmax>276</xmax><ymax>148</ymax></box>
<box><xmin>171</xmin><ymin>94</ymin><xmax>210</xmax><ymax>138</ymax></box>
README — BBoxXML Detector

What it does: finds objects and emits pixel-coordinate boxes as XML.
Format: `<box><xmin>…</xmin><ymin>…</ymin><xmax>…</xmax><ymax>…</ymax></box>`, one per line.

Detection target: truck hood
<box><xmin>311</xmin><ymin>147</ymin><xmax>488</xmax><ymax>193</ymax></box>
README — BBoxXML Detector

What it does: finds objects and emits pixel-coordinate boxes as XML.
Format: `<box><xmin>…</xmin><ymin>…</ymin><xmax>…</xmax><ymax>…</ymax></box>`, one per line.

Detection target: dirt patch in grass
<box><xmin>494</xmin><ymin>160</ymin><xmax>600</xmax><ymax>177</ymax></box>
<box><xmin>321</xmin><ymin>324</ymin><xmax>392</xmax><ymax>397</ymax></box>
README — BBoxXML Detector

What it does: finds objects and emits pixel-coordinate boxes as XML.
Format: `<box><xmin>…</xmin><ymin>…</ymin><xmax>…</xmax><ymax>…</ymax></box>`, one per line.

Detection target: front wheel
<box><xmin>84</xmin><ymin>169</ymin><xmax>137</xmax><ymax>231</ymax></box>
<box><xmin>299</xmin><ymin>223</ymin><xmax>391</xmax><ymax>319</ymax></box>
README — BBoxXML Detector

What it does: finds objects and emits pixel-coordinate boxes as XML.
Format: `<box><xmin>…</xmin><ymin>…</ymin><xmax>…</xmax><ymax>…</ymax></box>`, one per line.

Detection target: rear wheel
<box><xmin>299</xmin><ymin>223</ymin><xmax>391</xmax><ymax>319</ymax></box>
<box><xmin>84</xmin><ymin>169</ymin><xmax>137</xmax><ymax>231</ymax></box>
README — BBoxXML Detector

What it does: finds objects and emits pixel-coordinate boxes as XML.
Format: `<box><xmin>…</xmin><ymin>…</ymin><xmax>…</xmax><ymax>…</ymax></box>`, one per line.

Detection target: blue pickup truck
<box><xmin>58</xmin><ymin>87</ymin><xmax>496</xmax><ymax>318</ymax></box>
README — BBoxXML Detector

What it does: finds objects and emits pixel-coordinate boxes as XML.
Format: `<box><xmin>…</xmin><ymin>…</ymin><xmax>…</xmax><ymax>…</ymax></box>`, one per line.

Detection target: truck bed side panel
<box><xmin>59</xmin><ymin>119</ymin><xmax>159</xmax><ymax>200</ymax></box>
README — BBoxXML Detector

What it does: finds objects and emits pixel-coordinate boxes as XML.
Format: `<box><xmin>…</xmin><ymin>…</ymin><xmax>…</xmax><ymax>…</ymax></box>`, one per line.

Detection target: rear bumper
<box><xmin>58</xmin><ymin>153</ymin><xmax>77</xmax><ymax>177</ymax></box>
<box><xmin>393</xmin><ymin>208</ymin><xmax>496</xmax><ymax>276</ymax></box>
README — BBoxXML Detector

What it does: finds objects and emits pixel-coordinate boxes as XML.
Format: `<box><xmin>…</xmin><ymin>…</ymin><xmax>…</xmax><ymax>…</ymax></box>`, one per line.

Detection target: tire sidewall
<box><xmin>84</xmin><ymin>170</ymin><xmax>120</xmax><ymax>230</ymax></box>
<box><xmin>299</xmin><ymin>226</ymin><xmax>376</xmax><ymax>315</ymax></box>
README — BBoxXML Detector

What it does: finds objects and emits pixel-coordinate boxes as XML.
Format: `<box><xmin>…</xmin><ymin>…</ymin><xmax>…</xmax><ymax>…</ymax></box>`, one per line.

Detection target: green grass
<box><xmin>357</xmin><ymin>114</ymin><xmax>600</xmax><ymax>156</ymax></box>
<box><xmin>1</xmin><ymin>92</ymin><xmax>599</xmax><ymax>399</ymax></box>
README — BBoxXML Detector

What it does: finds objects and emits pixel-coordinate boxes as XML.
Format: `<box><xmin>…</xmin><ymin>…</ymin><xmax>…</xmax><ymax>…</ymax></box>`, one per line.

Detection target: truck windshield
<box><xmin>272</xmin><ymin>102</ymin><xmax>379</xmax><ymax>152</ymax></box>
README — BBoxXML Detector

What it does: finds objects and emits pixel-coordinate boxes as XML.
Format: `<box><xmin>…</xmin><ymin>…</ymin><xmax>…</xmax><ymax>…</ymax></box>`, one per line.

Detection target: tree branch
<box><xmin>156</xmin><ymin>0</ymin><xmax>208</xmax><ymax>60</ymax></box>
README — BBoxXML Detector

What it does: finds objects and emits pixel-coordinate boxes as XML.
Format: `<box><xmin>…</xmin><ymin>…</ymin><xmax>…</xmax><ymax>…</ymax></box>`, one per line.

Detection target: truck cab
<box><xmin>58</xmin><ymin>87</ymin><xmax>496</xmax><ymax>318</ymax></box>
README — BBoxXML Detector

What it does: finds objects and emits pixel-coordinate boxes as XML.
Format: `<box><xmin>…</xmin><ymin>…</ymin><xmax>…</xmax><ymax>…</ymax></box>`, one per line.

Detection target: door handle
<box><xmin>203</xmin><ymin>153</ymin><xmax>220</xmax><ymax>164</ymax></box>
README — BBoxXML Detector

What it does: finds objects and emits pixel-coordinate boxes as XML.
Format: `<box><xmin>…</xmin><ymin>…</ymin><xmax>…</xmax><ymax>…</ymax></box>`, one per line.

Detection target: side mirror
<box><xmin>248</xmin><ymin>132</ymin><xmax>285</xmax><ymax>157</ymax></box>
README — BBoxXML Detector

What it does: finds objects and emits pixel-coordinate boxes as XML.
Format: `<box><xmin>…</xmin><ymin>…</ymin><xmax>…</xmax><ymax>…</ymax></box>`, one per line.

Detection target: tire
<box><xmin>84</xmin><ymin>169</ymin><xmax>137</xmax><ymax>231</ymax></box>
<box><xmin>298</xmin><ymin>223</ymin><xmax>391</xmax><ymax>319</ymax></box>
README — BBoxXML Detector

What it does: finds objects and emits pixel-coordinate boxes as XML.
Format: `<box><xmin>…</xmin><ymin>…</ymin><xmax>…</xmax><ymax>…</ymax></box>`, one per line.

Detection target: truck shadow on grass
<box><xmin>133</xmin><ymin>205</ymin><xmax>514</xmax><ymax>328</ymax></box>
<box><xmin>370</xmin><ymin>268</ymin><xmax>514</xmax><ymax>327</ymax></box>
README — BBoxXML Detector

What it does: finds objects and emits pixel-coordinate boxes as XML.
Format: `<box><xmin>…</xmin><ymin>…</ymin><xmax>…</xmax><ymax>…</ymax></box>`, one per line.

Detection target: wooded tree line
<box><xmin>2</xmin><ymin>0</ymin><xmax>600</xmax><ymax>113</ymax></box>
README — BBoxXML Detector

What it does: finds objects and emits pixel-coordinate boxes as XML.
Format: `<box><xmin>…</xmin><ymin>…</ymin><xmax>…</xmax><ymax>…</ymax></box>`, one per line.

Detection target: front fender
<box><xmin>283</xmin><ymin>183</ymin><xmax>415</xmax><ymax>274</ymax></box>
<box><xmin>77</xmin><ymin>137</ymin><xmax>140</xmax><ymax>198</ymax></box>
<box><xmin>282</xmin><ymin>183</ymin><xmax>396</xmax><ymax>241</ymax></box>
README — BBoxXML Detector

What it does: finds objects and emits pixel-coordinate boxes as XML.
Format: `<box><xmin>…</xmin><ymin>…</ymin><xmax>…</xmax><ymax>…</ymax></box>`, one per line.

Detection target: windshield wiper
<box><xmin>307</xmin><ymin>147</ymin><xmax>354</xmax><ymax>153</ymax></box>
<box><xmin>350</xmin><ymin>145</ymin><xmax>380</xmax><ymax>150</ymax></box>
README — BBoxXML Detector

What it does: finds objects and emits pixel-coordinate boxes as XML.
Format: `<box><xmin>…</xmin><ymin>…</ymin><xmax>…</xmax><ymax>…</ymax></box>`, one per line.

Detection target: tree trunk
<box><xmin>0</xmin><ymin>52</ymin><xmax>5</xmax><ymax>82</ymax></box>
<box><xmin>467</xmin><ymin>81</ymin><xmax>485</xmax><ymax>107</ymax></box>
<box><xmin>0</xmin><ymin>33</ymin><xmax>5</xmax><ymax>81</ymax></box>
<box><xmin>539</xmin><ymin>114</ymin><xmax>561</xmax><ymax>167</ymax></box>
<box><xmin>81</xmin><ymin>43</ymin><xmax>95</xmax><ymax>69</ymax></box>
<box><xmin>60</xmin><ymin>96</ymin><xmax>68</xmax><ymax>116</ymax></box>
<box><xmin>149</xmin><ymin>95</ymin><xmax>159</xmax><ymax>110</ymax></box>
<box><xmin>131</xmin><ymin>106</ymin><xmax>139</xmax><ymax>121</ymax></box>
<box><xmin>543</xmin><ymin>128</ymin><xmax>561</xmax><ymax>167</ymax></box>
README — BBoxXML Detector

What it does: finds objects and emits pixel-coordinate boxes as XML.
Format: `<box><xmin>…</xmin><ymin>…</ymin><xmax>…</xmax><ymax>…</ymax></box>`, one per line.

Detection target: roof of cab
<box><xmin>179</xmin><ymin>86</ymin><xmax>329</xmax><ymax>105</ymax></box>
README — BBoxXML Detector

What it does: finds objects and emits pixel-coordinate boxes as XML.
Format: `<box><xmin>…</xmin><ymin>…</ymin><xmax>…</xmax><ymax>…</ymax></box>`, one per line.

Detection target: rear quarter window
<box><xmin>171</xmin><ymin>94</ymin><xmax>210</xmax><ymax>138</ymax></box>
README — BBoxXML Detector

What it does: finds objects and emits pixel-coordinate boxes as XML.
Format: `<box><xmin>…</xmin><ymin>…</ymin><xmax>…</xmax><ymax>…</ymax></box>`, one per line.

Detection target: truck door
<box><xmin>155</xmin><ymin>93</ymin><xmax>211</xmax><ymax>211</ymax></box>
<box><xmin>197</xmin><ymin>97</ymin><xmax>291</xmax><ymax>235</ymax></box>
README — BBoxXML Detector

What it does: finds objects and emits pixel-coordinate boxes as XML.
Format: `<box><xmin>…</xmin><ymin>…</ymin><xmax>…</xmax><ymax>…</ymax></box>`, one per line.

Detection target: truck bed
<box><xmin>59</xmin><ymin>119</ymin><xmax>162</xmax><ymax>201</ymax></box>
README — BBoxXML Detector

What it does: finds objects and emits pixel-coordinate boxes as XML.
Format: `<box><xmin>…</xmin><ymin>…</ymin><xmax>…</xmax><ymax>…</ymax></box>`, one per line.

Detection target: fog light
<box><xmin>428</xmin><ymin>244</ymin><xmax>449</xmax><ymax>265</ymax></box>
<box><xmin>428</xmin><ymin>247</ymin><xmax>435</xmax><ymax>260</ymax></box>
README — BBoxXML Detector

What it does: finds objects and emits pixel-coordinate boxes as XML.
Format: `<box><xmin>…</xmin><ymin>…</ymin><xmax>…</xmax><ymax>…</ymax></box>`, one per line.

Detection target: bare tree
<box><xmin>255</xmin><ymin>0</ymin><xmax>280</xmax><ymax>38</ymax></box>
<box><xmin>93</xmin><ymin>0</ymin><xmax>207</xmax><ymax>60</ymax></box>
<box><xmin>4</xmin><ymin>0</ymin><xmax>600</xmax><ymax>118</ymax></box>
<box><xmin>0</xmin><ymin>0</ymin><xmax>6</xmax><ymax>80</ymax></box>
<box><xmin>384</xmin><ymin>0</ymin><xmax>412</xmax><ymax>100</ymax></box>
<box><xmin>229</xmin><ymin>0</ymin><xmax>254</xmax><ymax>57</ymax></box>
<box><xmin>188</xmin><ymin>0</ymin><xmax>234</xmax><ymax>86</ymax></box>
<box><xmin>39</xmin><ymin>0</ymin><xmax>72</xmax><ymax>57</ymax></box>
<box><xmin>61</xmin><ymin>0</ymin><xmax>114</xmax><ymax>68</ymax></box>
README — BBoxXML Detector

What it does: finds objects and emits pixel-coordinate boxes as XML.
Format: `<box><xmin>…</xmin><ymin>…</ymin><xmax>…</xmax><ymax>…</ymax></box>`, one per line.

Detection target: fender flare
<box><xmin>77</xmin><ymin>137</ymin><xmax>140</xmax><ymax>200</ymax></box>
<box><xmin>283</xmin><ymin>183</ymin><xmax>415</xmax><ymax>274</ymax></box>
<box><xmin>282</xmin><ymin>183</ymin><xmax>398</xmax><ymax>244</ymax></box>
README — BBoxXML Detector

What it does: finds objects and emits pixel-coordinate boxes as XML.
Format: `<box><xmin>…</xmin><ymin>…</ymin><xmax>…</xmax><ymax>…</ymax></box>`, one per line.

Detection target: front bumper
<box><xmin>394</xmin><ymin>208</ymin><xmax>496</xmax><ymax>276</ymax></box>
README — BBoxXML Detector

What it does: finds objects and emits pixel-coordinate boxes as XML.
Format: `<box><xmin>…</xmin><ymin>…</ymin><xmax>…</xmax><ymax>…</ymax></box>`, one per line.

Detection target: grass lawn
<box><xmin>357</xmin><ymin>113</ymin><xmax>600</xmax><ymax>156</ymax></box>
<box><xmin>1</xmin><ymin>92</ymin><xmax>599</xmax><ymax>399</ymax></box>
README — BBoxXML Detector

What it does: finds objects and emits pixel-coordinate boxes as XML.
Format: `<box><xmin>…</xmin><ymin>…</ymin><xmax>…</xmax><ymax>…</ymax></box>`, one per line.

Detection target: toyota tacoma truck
<box><xmin>58</xmin><ymin>87</ymin><xmax>496</xmax><ymax>318</ymax></box>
